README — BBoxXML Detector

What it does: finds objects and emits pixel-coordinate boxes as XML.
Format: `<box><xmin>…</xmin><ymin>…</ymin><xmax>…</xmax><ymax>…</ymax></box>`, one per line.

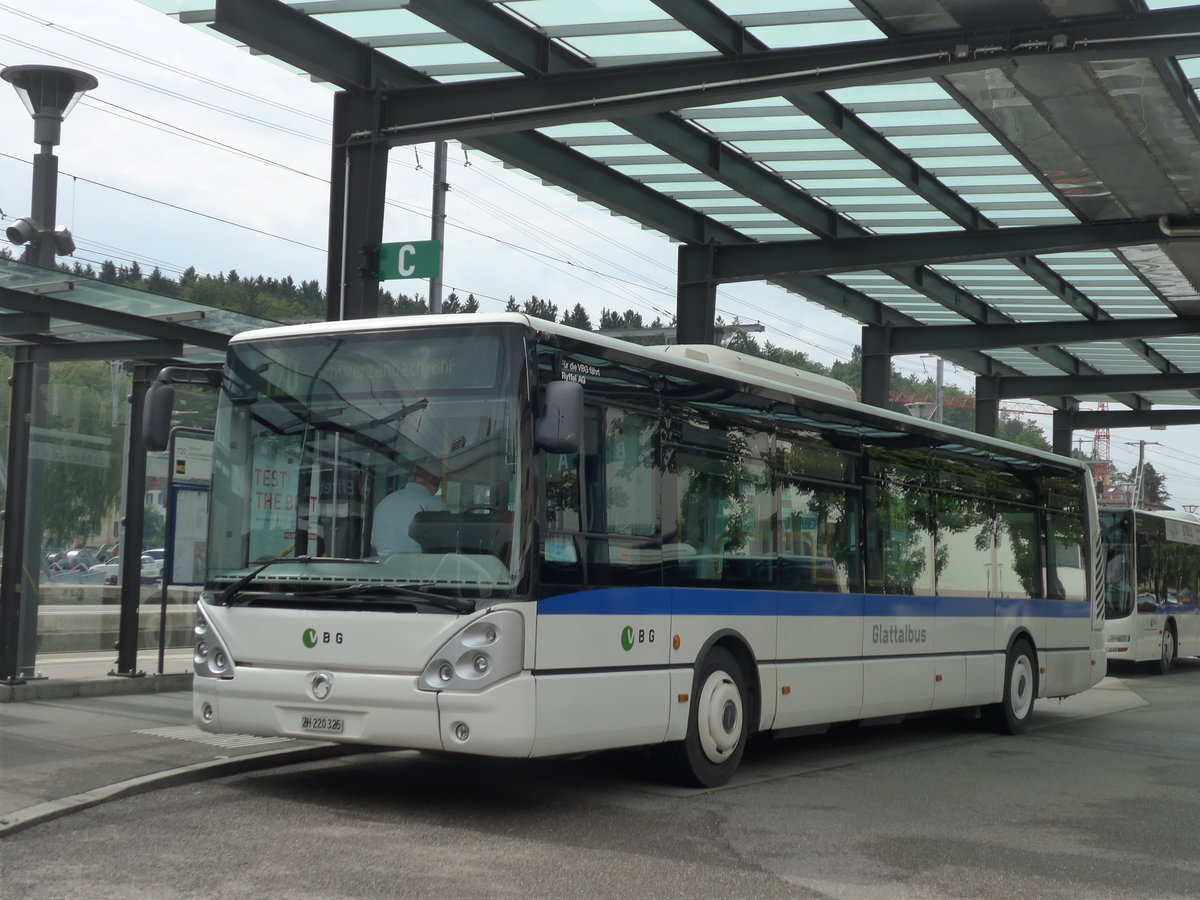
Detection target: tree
<box><xmin>1122</xmin><ymin>461</ymin><xmax>1169</xmax><ymax>506</ymax></box>
<box><xmin>599</xmin><ymin>308</ymin><xmax>644</xmax><ymax>330</ymax></box>
<box><xmin>442</xmin><ymin>291</ymin><xmax>480</xmax><ymax>314</ymax></box>
<box><xmin>380</xmin><ymin>291</ymin><xmax>429</xmax><ymax>316</ymax></box>
<box><xmin>561</xmin><ymin>303</ymin><xmax>593</xmax><ymax>330</ymax></box>
<box><xmin>143</xmin><ymin>504</ymin><xmax>165</xmax><ymax>549</ymax></box>
<box><xmin>524</xmin><ymin>296</ymin><xmax>558</xmax><ymax>321</ymax></box>
<box><xmin>996</xmin><ymin>416</ymin><xmax>1051</xmax><ymax>452</ymax></box>
<box><xmin>147</xmin><ymin>267</ymin><xmax>174</xmax><ymax>295</ymax></box>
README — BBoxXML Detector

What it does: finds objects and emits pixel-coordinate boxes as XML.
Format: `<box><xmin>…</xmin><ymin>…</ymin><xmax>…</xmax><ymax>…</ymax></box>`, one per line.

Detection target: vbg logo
<box><xmin>620</xmin><ymin>625</ymin><xmax>654</xmax><ymax>651</ymax></box>
<box><xmin>303</xmin><ymin>628</ymin><xmax>344</xmax><ymax>648</ymax></box>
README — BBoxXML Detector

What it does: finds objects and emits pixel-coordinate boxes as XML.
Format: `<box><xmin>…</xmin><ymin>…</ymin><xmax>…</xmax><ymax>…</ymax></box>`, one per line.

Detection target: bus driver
<box><xmin>372</xmin><ymin>460</ymin><xmax>447</xmax><ymax>556</ymax></box>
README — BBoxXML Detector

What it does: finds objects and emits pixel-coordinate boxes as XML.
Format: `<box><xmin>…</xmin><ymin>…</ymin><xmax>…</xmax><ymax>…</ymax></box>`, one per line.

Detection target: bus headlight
<box><xmin>419</xmin><ymin>610</ymin><xmax>523</xmax><ymax>692</ymax></box>
<box><xmin>194</xmin><ymin>601</ymin><xmax>236</xmax><ymax>680</ymax></box>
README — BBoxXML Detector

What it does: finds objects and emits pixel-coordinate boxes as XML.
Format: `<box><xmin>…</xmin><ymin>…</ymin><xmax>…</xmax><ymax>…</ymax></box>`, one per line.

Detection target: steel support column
<box><xmin>0</xmin><ymin>348</ymin><xmax>33</xmax><ymax>683</ymax></box>
<box><xmin>113</xmin><ymin>365</ymin><xmax>153</xmax><ymax>677</ymax></box>
<box><xmin>860</xmin><ymin>326</ymin><xmax>891</xmax><ymax>409</ymax></box>
<box><xmin>677</xmin><ymin>244</ymin><xmax>717</xmax><ymax>344</ymax></box>
<box><xmin>326</xmin><ymin>90</ymin><xmax>389</xmax><ymax>321</ymax></box>
<box><xmin>1052</xmin><ymin>409</ymin><xmax>1075</xmax><ymax>457</ymax></box>
<box><xmin>975</xmin><ymin>375</ymin><xmax>1000</xmax><ymax>437</ymax></box>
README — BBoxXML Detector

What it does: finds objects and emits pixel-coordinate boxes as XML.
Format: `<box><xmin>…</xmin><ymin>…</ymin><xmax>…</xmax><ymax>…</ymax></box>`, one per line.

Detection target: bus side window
<box><xmin>779</xmin><ymin>480</ymin><xmax>857</xmax><ymax>593</ymax></box>
<box><xmin>542</xmin><ymin>450</ymin><xmax>583</xmax><ymax>586</ymax></box>
<box><xmin>1047</xmin><ymin>514</ymin><xmax>1086</xmax><ymax>601</ymax></box>
<box><xmin>671</xmin><ymin>435</ymin><xmax>770</xmax><ymax>588</ymax></box>
<box><xmin>543</xmin><ymin>407</ymin><xmax>661</xmax><ymax>589</ymax></box>
<box><xmin>995</xmin><ymin>504</ymin><xmax>1039</xmax><ymax>600</ymax></box>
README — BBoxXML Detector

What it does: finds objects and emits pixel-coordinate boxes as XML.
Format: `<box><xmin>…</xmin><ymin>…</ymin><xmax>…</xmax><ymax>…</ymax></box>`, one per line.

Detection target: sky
<box><xmin>1</xmin><ymin>0</ymin><xmax>1199</xmax><ymax>507</ymax></box>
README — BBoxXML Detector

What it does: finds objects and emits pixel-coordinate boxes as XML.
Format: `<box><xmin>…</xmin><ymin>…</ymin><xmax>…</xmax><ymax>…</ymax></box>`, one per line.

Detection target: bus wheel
<box><xmin>662</xmin><ymin>647</ymin><xmax>748</xmax><ymax>788</ymax></box>
<box><xmin>984</xmin><ymin>638</ymin><xmax>1036</xmax><ymax>735</ymax></box>
<box><xmin>1151</xmin><ymin>625</ymin><xmax>1177</xmax><ymax>676</ymax></box>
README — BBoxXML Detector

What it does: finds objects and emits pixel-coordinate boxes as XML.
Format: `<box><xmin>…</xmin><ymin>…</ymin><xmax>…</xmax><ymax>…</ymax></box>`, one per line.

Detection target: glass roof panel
<box><xmin>747</xmin><ymin>20</ymin><xmax>884</xmax><ymax>48</ymax></box>
<box><xmin>562</xmin><ymin>37</ymin><xmax>717</xmax><ymax>64</ymax></box>
<box><xmin>503</xmin><ymin>0</ymin><xmax>668</xmax><ymax>28</ymax></box>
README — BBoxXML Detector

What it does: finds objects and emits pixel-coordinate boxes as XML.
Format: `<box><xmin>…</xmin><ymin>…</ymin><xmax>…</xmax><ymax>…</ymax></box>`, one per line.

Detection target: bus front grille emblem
<box><xmin>311</xmin><ymin>672</ymin><xmax>333</xmax><ymax>701</ymax></box>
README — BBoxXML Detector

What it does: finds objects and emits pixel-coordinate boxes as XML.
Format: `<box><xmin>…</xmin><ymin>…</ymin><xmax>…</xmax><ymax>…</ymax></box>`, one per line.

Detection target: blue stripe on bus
<box><xmin>538</xmin><ymin>588</ymin><xmax>1090</xmax><ymax>619</ymax></box>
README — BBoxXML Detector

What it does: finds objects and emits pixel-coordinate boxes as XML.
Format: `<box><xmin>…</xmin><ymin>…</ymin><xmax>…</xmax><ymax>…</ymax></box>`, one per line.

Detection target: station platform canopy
<box><xmin>144</xmin><ymin>0</ymin><xmax>1200</xmax><ymax>429</ymax></box>
<box><xmin>0</xmin><ymin>255</ymin><xmax>280</xmax><ymax>364</ymax></box>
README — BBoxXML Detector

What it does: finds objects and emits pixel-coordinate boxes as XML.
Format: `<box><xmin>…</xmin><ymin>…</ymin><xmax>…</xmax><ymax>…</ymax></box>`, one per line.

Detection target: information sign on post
<box><xmin>378</xmin><ymin>240</ymin><xmax>442</xmax><ymax>280</ymax></box>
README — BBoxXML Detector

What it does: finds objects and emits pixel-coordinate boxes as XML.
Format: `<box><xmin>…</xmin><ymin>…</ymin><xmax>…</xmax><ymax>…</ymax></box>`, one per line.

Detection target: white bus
<box><xmin>1101</xmin><ymin>507</ymin><xmax>1200</xmax><ymax>673</ymax></box>
<box><xmin>146</xmin><ymin>314</ymin><xmax>1105</xmax><ymax>786</ymax></box>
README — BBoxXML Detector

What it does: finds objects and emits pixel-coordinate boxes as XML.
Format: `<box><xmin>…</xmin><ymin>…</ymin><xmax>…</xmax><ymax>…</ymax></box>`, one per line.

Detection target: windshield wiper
<box><xmin>292</xmin><ymin>583</ymin><xmax>476</xmax><ymax>614</ymax></box>
<box><xmin>218</xmin><ymin>556</ymin><xmax>369</xmax><ymax>605</ymax></box>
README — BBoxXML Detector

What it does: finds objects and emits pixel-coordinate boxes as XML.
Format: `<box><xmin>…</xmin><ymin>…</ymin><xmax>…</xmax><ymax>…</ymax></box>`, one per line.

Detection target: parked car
<box><xmin>140</xmin><ymin>550</ymin><xmax>164</xmax><ymax>584</ymax></box>
<box><xmin>62</xmin><ymin>548</ymin><xmax>97</xmax><ymax>570</ymax></box>
<box><xmin>88</xmin><ymin>557</ymin><xmax>123</xmax><ymax>585</ymax></box>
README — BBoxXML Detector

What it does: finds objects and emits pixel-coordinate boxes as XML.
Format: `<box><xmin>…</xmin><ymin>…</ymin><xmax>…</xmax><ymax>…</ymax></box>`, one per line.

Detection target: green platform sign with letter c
<box><xmin>378</xmin><ymin>240</ymin><xmax>442</xmax><ymax>280</ymax></box>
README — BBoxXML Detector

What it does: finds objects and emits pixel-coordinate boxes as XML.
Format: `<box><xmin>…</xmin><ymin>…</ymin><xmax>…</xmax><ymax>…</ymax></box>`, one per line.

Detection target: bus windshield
<box><xmin>206</xmin><ymin>325</ymin><xmax>525</xmax><ymax>598</ymax></box>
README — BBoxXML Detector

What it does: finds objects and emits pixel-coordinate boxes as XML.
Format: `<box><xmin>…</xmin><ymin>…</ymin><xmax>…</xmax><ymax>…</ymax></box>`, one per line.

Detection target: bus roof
<box><xmin>231</xmin><ymin>313</ymin><xmax>1089</xmax><ymax>473</ymax></box>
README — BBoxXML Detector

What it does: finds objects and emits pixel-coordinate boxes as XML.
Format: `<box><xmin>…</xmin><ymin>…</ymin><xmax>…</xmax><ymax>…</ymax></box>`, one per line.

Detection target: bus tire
<box><xmin>1150</xmin><ymin>623</ymin><xmax>1177</xmax><ymax>675</ymax></box>
<box><xmin>984</xmin><ymin>638</ymin><xmax>1036</xmax><ymax>735</ymax></box>
<box><xmin>661</xmin><ymin>647</ymin><xmax>748</xmax><ymax>788</ymax></box>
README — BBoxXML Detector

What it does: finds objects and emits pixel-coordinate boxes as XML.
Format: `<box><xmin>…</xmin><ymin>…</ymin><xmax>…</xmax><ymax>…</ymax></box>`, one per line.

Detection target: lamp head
<box><xmin>1</xmin><ymin>65</ymin><xmax>98</xmax><ymax>146</ymax></box>
<box><xmin>6</xmin><ymin>216</ymin><xmax>38</xmax><ymax>246</ymax></box>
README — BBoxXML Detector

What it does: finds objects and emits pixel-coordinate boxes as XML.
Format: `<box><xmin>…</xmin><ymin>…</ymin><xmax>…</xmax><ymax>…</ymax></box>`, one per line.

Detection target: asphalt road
<box><xmin>5</xmin><ymin>659</ymin><xmax>1200</xmax><ymax>900</ymax></box>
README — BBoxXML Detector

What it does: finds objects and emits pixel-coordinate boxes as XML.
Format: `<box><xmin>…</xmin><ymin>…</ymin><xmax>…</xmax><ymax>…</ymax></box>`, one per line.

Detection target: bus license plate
<box><xmin>301</xmin><ymin>715</ymin><xmax>344</xmax><ymax>735</ymax></box>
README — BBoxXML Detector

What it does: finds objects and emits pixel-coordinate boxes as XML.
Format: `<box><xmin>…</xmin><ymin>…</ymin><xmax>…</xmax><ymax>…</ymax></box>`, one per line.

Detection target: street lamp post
<box><xmin>1</xmin><ymin>64</ymin><xmax>97</xmax><ymax>268</ymax></box>
<box><xmin>0</xmin><ymin>65</ymin><xmax>96</xmax><ymax>684</ymax></box>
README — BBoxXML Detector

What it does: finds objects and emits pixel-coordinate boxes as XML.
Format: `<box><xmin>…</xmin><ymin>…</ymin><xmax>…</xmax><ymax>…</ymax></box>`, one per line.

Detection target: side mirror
<box><xmin>143</xmin><ymin>378</ymin><xmax>176</xmax><ymax>452</ymax></box>
<box><xmin>142</xmin><ymin>366</ymin><xmax>220</xmax><ymax>452</ymax></box>
<box><xmin>535</xmin><ymin>380</ymin><xmax>583</xmax><ymax>453</ymax></box>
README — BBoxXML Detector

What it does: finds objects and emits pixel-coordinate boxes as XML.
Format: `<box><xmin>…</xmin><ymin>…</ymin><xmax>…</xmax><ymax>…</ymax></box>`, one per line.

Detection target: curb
<box><xmin>0</xmin><ymin>743</ymin><xmax>370</xmax><ymax>838</ymax></box>
<box><xmin>0</xmin><ymin>672</ymin><xmax>194</xmax><ymax>703</ymax></box>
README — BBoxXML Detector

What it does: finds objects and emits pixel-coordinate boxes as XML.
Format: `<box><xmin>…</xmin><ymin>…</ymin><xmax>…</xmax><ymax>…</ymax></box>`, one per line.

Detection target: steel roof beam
<box><xmin>997</xmin><ymin>372</ymin><xmax>1200</xmax><ymax>398</ymax></box>
<box><xmin>708</xmin><ymin>219</ymin><xmax>1197</xmax><ymax>281</ymax></box>
<box><xmin>874</xmin><ymin>317</ymin><xmax>1200</xmax><ymax>355</ymax></box>
<box><xmin>0</xmin><ymin>312</ymin><xmax>50</xmax><ymax>334</ymax></box>
<box><xmin>211</xmin><ymin>0</ymin><xmax>393</xmax><ymax>91</ymax></box>
<box><xmin>1060</xmin><ymin>408</ymin><xmax>1200</xmax><ymax>429</ymax></box>
<box><xmin>26</xmin><ymin>340</ymin><xmax>184</xmax><ymax>363</ymax></box>
<box><xmin>363</xmin><ymin>6</ymin><xmax>1200</xmax><ymax>143</ymax></box>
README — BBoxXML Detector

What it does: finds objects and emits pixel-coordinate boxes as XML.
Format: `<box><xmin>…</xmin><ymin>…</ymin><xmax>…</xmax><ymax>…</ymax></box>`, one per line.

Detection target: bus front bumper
<box><xmin>193</xmin><ymin>667</ymin><xmax>537</xmax><ymax>757</ymax></box>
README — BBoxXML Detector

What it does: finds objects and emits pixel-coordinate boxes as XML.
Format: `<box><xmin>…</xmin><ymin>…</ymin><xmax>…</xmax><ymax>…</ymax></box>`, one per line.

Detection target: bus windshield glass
<box><xmin>206</xmin><ymin>325</ymin><xmax>524</xmax><ymax>598</ymax></box>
